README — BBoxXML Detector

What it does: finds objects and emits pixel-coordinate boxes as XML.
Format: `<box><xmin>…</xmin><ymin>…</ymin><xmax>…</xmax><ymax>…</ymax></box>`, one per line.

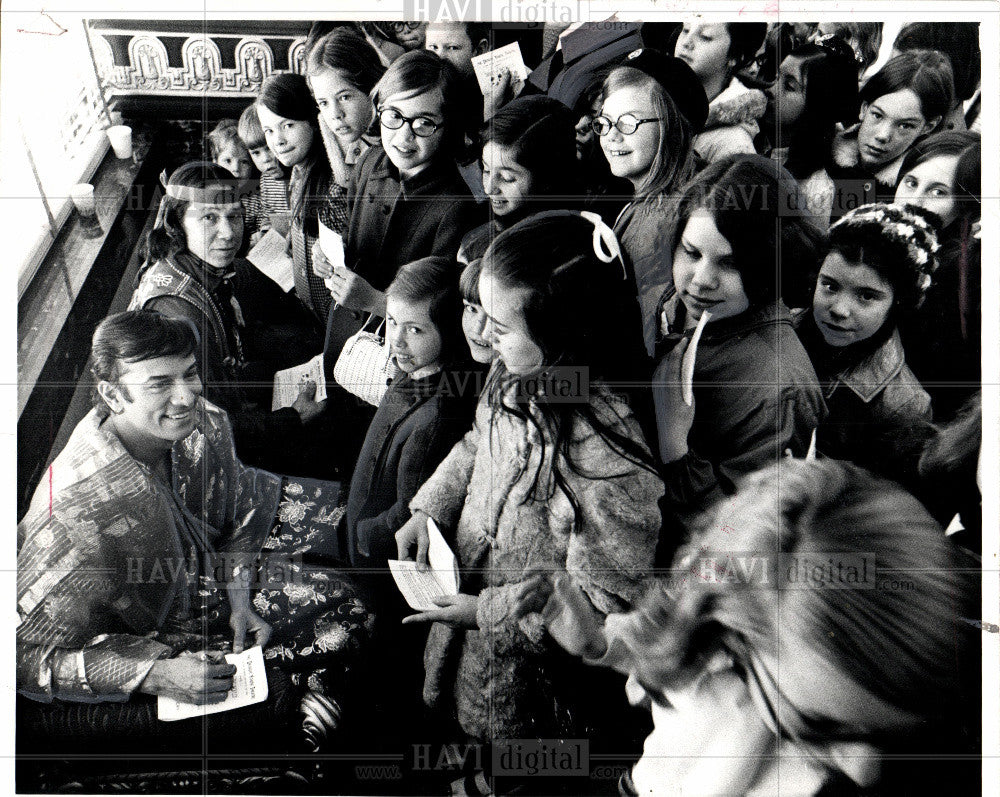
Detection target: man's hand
<box><xmin>139</xmin><ymin>653</ymin><xmax>236</xmax><ymax>704</ymax></box>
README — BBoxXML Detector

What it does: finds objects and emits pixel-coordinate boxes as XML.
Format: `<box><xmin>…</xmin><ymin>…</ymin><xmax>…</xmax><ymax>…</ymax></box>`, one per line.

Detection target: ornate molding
<box><xmin>97</xmin><ymin>30</ymin><xmax>307</xmax><ymax>96</ymax></box>
<box><xmin>127</xmin><ymin>35</ymin><xmax>171</xmax><ymax>91</ymax></box>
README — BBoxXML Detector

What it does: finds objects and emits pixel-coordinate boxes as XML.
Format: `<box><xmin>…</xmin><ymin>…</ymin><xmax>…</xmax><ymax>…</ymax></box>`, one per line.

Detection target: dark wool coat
<box><xmin>657</xmin><ymin>295</ymin><xmax>826</xmax><ymax>511</ymax></box>
<box><xmin>323</xmin><ymin>147</ymin><xmax>484</xmax><ymax>374</ymax></box>
<box><xmin>344</xmin><ymin>369</ymin><xmax>479</xmax><ymax>569</ymax></box>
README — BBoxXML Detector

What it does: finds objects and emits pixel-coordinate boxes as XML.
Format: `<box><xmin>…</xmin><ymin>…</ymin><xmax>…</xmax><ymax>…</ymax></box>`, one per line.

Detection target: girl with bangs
<box><xmin>595</xmin><ymin>49</ymin><xmax>707</xmax><ymax>356</ymax></box>
<box><xmin>651</xmin><ymin>155</ymin><xmax>825</xmax><ymax>524</ymax></box>
<box><xmin>320</xmin><ymin>50</ymin><xmax>482</xmax><ymax>380</ymax></box>
<box><xmin>894</xmin><ymin>132</ymin><xmax>981</xmax><ymax>420</ymax></box>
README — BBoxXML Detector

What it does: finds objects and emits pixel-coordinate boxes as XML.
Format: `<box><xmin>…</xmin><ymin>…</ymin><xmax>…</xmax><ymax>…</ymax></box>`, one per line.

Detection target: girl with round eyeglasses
<box><xmin>319</xmin><ymin>50</ymin><xmax>482</xmax><ymax>470</ymax></box>
<box><xmin>594</xmin><ymin>50</ymin><xmax>706</xmax><ymax>356</ymax></box>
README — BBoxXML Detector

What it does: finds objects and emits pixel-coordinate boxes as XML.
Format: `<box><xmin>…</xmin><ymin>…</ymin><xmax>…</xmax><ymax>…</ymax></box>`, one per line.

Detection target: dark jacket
<box><xmin>344</xmin><ymin>368</ymin><xmax>479</xmax><ymax>569</ymax></box>
<box><xmin>898</xmin><ymin>225</ymin><xmax>981</xmax><ymax>421</ymax></box>
<box><xmin>614</xmin><ymin>198</ymin><xmax>676</xmax><ymax>357</ymax></box>
<box><xmin>656</xmin><ymin>295</ymin><xmax>826</xmax><ymax>511</ymax></box>
<box><xmin>324</xmin><ymin>148</ymin><xmax>484</xmax><ymax>374</ymax></box>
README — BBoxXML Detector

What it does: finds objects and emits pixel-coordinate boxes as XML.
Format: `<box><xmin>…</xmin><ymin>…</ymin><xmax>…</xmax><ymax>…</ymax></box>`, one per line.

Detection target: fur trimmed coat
<box><xmin>827</xmin><ymin>123</ymin><xmax>907</xmax><ymax>222</ymax></box>
<box><xmin>409</xmin><ymin>379</ymin><xmax>664</xmax><ymax>740</ymax></box>
<box><xmin>693</xmin><ymin>77</ymin><xmax>767</xmax><ymax>164</ymax></box>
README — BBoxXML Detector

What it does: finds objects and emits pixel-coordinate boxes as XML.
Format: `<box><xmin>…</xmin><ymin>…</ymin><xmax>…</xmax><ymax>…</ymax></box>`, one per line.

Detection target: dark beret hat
<box><xmin>618</xmin><ymin>47</ymin><xmax>710</xmax><ymax>133</ymax></box>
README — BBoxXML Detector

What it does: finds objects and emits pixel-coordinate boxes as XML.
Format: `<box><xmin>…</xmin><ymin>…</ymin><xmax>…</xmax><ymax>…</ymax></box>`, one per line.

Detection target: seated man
<box><xmin>17</xmin><ymin>310</ymin><xmax>372</xmax><ymax>750</ymax></box>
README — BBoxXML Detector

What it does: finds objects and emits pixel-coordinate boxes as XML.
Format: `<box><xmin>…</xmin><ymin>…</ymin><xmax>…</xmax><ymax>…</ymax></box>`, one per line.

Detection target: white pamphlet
<box><xmin>318</xmin><ymin>221</ymin><xmax>347</xmax><ymax>293</ymax></box>
<box><xmin>470</xmin><ymin>42</ymin><xmax>528</xmax><ymax>97</ymax></box>
<box><xmin>247</xmin><ymin>228</ymin><xmax>295</xmax><ymax>292</ymax></box>
<box><xmin>388</xmin><ymin>517</ymin><xmax>460</xmax><ymax>611</ymax></box>
<box><xmin>157</xmin><ymin>646</ymin><xmax>269</xmax><ymax>721</ymax></box>
<box><xmin>272</xmin><ymin>353</ymin><xmax>327</xmax><ymax>411</ymax></box>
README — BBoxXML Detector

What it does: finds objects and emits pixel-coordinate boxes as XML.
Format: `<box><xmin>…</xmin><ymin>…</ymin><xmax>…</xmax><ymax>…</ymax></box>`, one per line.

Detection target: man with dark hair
<box><xmin>17</xmin><ymin>311</ymin><xmax>370</xmax><ymax>749</ymax></box>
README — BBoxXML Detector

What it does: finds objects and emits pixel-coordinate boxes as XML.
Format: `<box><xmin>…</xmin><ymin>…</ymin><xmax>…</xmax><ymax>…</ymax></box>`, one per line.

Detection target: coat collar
<box><xmin>831</xmin><ymin>123</ymin><xmax>908</xmax><ymax>187</ymax></box>
<box><xmin>660</xmin><ymin>291</ymin><xmax>790</xmax><ymax>343</ymax></box>
<box><xmin>834</xmin><ymin>327</ymin><xmax>907</xmax><ymax>403</ymax></box>
<box><xmin>369</xmin><ymin>149</ymin><xmax>460</xmax><ymax>195</ymax></box>
<box><xmin>704</xmin><ymin>77</ymin><xmax>767</xmax><ymax>132</ymax></box>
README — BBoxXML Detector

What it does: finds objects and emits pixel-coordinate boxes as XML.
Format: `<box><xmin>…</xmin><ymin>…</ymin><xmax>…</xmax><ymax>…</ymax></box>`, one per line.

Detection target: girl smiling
<box><xmin>652</xmin><ymin>156</ymin><xmax>825</xmax><ymax>519</ymax></box>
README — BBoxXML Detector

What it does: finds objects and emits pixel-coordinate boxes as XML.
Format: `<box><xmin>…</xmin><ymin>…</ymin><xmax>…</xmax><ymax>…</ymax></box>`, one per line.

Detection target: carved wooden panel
<box><xmin>95</xmin><ymin>27</ymin><xmax>307</xmax><ymax>96</ymax></box>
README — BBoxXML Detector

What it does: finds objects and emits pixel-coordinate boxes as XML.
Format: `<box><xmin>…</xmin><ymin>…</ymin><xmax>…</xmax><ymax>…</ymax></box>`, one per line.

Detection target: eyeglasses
<box><xmin>591</xmin><ymin>113</ymin><xmax>662</xmax><ymax>137</ymax></box>
<box><xmin>378</xmin><ymin>107</ymin><xmax>441</xmax><ymax>138</ymax></box>
<box><xmin>391</xmin><ymin>21</ymin><xmax>423</xmax><ymax>32</ymax></box>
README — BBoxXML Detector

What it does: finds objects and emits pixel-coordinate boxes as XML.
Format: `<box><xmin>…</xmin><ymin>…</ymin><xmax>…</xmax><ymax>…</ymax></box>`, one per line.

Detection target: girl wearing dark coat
<box><xmin>341</xmin><ymin>256</ymin><xmax>477</xmax><ymax>747</ymax></box>
<box><xmin>794</xmin><ymin>203</ymin><xmax>938</xmax><ymax>488</ymax></box>
<box><xmin>893</xmin><ymin>132</ymin><xmax>981</xmax><ymax>420</ymax></box>
<box><xmin>652</xmin><ymin>156</ymin><xmax>825</xmax><ymax>523</ymax></box>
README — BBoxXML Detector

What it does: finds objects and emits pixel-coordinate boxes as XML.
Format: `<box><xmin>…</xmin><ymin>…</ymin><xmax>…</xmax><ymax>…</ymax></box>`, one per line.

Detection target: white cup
<box><xmin>106</xmin><ymin>125</ymin><xmax>133</xmax><ymax>159</ymax></box>
<box><xmin>69</xmin><ymin>183</ymin><xmax>96</xmax><ymax>216</ymax></box>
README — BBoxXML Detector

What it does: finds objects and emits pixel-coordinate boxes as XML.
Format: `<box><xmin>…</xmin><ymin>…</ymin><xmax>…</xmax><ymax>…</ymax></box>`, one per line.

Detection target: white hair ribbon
<box><xmin>578</xmin><ymin>210</ymin><xmax>627</xmax><ymax>279</ymax></box>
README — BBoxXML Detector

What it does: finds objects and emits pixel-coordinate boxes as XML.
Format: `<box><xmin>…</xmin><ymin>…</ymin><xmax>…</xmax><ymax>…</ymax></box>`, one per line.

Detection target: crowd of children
<box><xmin>20</xmin><ymin>18</ymin><xmax>985</xmax><ymax>796</ymax></box>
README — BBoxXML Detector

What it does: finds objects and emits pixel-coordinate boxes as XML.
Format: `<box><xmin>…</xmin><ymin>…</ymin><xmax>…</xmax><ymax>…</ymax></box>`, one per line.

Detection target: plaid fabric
<box><xmin>289</xmin><ymin>171</ymin><xmax>349</xmax><ymax>324</ymax></box>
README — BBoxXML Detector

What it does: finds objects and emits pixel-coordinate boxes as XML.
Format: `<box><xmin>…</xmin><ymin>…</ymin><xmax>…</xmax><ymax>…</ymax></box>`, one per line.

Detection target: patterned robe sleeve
<box><xmin>17</xmin><ymin>519</ymin><xmax>172</xmax><ymax>703</ymax></box>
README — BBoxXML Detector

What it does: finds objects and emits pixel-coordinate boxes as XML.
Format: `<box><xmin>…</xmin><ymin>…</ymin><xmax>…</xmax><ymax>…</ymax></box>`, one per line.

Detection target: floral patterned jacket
<box><xmin>17</xmin><ymin>399</ymin><xmax>282</xmax><ymax>703</ymax></box>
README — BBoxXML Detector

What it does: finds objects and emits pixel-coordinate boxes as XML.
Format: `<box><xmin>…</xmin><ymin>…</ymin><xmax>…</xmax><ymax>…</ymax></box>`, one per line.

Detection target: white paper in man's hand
<box><xmin>157</xmin><ymin>646</ymin><xmax>269</xmax><ymax>721</ymax></box>
<box><xmin>388</xmin><ymin>518</ymin><xmax>459</xmax><ymax>611</ymax></box>
<box><xmin>272</xmin><ymin>353</ymin><xmax>327</xmax><ymax>411</ymax></box>
<box><xmin>247</xmin><ymin>229</ymin><xmax>294</xmax><ymax>292</ymax></box>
